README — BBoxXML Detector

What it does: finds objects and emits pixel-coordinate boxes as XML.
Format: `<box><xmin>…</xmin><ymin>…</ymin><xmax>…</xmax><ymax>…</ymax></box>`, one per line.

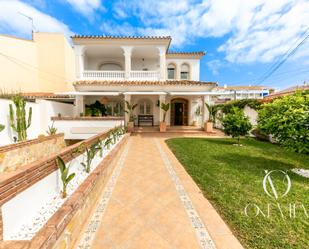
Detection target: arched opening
<box><xmin>180</xmin><ymin>63</ymin><xmax>190</xmax><ymax>80</ymax></box>
<box><xmin>167</xmin><ymin>63</ymin><xmax>176</xmax><ymax>79</ymax></box>
<box><xmin>99</xmin><ymin>62</ymin><xmax>123</xmax><ymax>71</ymax></box>
<box><xmin>171</xmin><ymin>98</ymin><xmax>189</xmax><ymax>126</ymax></box>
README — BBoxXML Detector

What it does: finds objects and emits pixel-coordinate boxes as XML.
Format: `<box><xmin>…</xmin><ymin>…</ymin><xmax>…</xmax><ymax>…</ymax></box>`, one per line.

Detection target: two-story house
<box><xmin>71</xmin><ymin>35</ymin><xmax>216</xmax><ymax>127</ymax></box>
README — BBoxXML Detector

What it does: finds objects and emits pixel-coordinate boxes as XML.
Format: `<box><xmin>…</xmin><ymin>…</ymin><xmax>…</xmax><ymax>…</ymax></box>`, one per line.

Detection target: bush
<box><xmin>222</xmin><ymin>107</ymin><xmax>252</xmax><ymax>145</ymax></box>
<box><xmin>258</xmin><ymin>92</ymin><xmax>309</xmax><ymax>154</ymax></box>
<box><xmin>221</xmin><ymin>99</ymin><xmax>261</xmax><ymax>114</ymax></box>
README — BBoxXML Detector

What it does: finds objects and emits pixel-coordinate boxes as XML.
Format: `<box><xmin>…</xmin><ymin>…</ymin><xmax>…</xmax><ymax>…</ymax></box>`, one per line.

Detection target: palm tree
<box><xmin>205</xmin><ymin>103</ymin><xmax>219</xmax><ymax>123</ymax></box>
<box><xmin>125</xmin><ymin>101</ymin><xmax>137</xmax><ymax>122</ymax></box>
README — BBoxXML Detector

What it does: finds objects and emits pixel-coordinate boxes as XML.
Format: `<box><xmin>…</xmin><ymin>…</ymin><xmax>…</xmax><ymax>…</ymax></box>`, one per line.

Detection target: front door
<box><xmin>171</xmin><ymin>98</ymin><xmax>189</xmax><ymax>126</ymax></box>
<box><xmin>174</xmin><ymin>103</ymin><xmax>184</xmax><ymax>125</ymax></box>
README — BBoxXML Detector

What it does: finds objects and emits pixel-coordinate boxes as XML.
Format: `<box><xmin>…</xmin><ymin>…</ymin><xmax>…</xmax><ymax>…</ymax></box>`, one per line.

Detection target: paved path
<box><xmin>76</xmin><ymin>134</ymin><xmax>243</xmax><ymax>249</ymax></box>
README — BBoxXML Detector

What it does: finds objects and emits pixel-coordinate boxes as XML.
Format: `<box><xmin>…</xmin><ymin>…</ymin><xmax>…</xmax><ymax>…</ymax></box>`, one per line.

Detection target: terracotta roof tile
<box><xmin>215</xmin><ymin>86</ymin><xmax>269</xmax><ymax>91</ymax></box>
<box><xmin>71</xmin><ymin>35</ymin><xmax>171</xmax><ymax>40</ymax></box>
<box><xmin>74</xmin><ymin>80</ymin><xmax>217</xmax><ymax>86</ymax></box>
<box><xmin>167</xmin><ymin>51</ymin><xmax>206</xmax><ymax>56</ymax></box>
<box><xmin>21</xmin><ymin>92</ymin><xmax>72</xmax><ymax>99</ymax></box>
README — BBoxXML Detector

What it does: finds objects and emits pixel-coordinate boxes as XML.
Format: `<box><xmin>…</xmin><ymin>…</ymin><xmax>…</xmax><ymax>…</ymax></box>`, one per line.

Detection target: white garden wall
<box><xmin>0</xmin><ymin>99</ymin><xmax>74</xmax><ymax>146</ymax></box>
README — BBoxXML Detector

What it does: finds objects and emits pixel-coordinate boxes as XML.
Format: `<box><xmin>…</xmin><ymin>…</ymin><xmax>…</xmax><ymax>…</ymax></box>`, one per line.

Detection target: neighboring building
<box><xmin>209</xmin><ymin>85</ymin><xmax>273</xmax><ymax>104</ymax></box>
<box><xmin>262</xmin><ymin>84</ymin><xmax>309</xmax><ymax>102</ymax></box>
<box><xmin>0</xmin><ymin>32</ymin><xmax>273</xmax><ymax>127</ymax></box>
<box><xmin>0</xmin><ymin>33</ymin><xmax>75</xmax><ymax>93</ymax></box>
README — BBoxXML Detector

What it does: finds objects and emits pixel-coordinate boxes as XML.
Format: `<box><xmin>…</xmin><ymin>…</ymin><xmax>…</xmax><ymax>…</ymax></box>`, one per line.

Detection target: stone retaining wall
<box><xmin>0</xmin><ymin>134</ymin><xmax>66</xmax><ymax>173</ymax></box>
<box><xmin>0</xmin><ymin>131</ymin><xmax>128</xmax><ymax>248</ymax></box>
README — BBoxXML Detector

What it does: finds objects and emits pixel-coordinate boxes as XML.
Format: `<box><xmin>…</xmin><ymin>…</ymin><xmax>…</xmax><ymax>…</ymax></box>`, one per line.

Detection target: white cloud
<box><xmin>63</xmin><ymin>0</ymin><xmax>103</xmax><ymax>16</ymax></box>
<box><xmin>207</xmin><ymin>59</ymin><xmax>222</xmax><ymax>75</ymax></box>
<box><xmin>108</xmin><ymin>0</ymin><xmax>309</xmax><ymax>64</ymax></box>
<box><xmin>0</xmin><ymin>0</ymin><xmax>73</xmax><ymax>39</ymax></box>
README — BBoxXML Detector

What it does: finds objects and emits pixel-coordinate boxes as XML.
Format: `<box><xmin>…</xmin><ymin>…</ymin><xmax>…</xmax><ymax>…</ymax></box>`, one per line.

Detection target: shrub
<box><xmin>221</xmin><ymin>99</ymin><xmax>261</xmax><ymax>114</ymax></box>
<box><xmin>258</xmin><ymin>92</ymin><xmax>309</xmax><ymax>154</ymax></box>
<box><xmin>222</xmin><ymin>107</ymin><xmax>252</xmax><ymax>145</ymax></box>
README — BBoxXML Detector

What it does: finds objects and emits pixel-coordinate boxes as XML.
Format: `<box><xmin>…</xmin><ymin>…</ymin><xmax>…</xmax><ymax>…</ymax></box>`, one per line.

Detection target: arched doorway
<box><xmin>171</xmin><ymin>98</ymin><xmax>189</xmax><ymax>126</ymax></box>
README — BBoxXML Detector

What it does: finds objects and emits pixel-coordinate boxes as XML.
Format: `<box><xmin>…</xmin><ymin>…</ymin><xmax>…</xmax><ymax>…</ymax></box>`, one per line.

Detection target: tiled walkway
<box><xmin>76</xmin><ymin>134</ymin><xmax>243</xmax><ymax>249</ymax></box>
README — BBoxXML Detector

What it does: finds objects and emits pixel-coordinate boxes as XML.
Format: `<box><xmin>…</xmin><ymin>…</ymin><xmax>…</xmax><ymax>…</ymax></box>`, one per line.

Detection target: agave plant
<box><xmin>47</xmin><ymin>121</ymin><xmax>57</xmax><ymax>135</ymax></box>
<box><xmin>160</xmin><ymin>103</ymin><xmax>170</xmax><ymax>122</ymax></box>
<box><xmin>81</xmin><ymin>143</ymin><xmax>100</xmax><ymax>173</ymax></box>
<box><xmin>56</xmin><ymin>156</ymin><xmax>75</xmax><ymax>198</ymax></box>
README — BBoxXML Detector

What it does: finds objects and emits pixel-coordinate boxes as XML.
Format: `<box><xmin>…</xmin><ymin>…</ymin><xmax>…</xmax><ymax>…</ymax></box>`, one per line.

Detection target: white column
<box><xmin>157</xmin><ymin>46</ymin><xmax>166</xmax><ymax>81</ymax></box>
<box><xmin>159</xmin><ymin>94</ymin><xmax>166</xmax><ymax>123</ymax></box>
<box><xmin>201</xmin><ymin>95</ymin><xmax>211</xmax><ymax>124</ymax></box>
<box><xmin>75</xmin><ymin>45</ymin><xmax>85</xmax><ymax>79</ymax></box>
<box><xmin>122</xmin><ymin>46</ymin><xmax>133</xmax><ymax>80</ymax></box>
<box><xmin>75</xmin><ymin>95</ymin><xmax>85</xmax><ymax>116</ymax></box>
<box><xmin>124</xmin><ymin>94</ymin><xmax>131</xmax><ymax>124</ymax></box>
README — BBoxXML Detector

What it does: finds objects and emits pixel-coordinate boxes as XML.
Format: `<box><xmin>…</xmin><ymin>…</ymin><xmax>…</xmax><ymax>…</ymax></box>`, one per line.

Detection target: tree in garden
<box><xmin>258</xmin><ymin>91</ymin><xmax>309</xmax><ymax>154</ymax></box>
<box><xmin>222</xmin><ymin>107</ymin><xmax>252</xmax><ymax>145</ymax></box>
<box><xmin>9</xmin><ymin>95</ymin><xmax>32</xmax><ymax>141</ymax></box>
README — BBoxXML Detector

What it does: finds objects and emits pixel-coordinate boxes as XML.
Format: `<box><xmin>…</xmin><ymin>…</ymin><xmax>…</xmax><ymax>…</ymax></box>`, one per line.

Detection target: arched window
<box><xmin>138</xmin><ymin>99</ymin><xmax>152</xmax><ymax>115</ymax></box>
<box><xmin>167</xmin><ymin>63</ymin><xmax>176</xmax><ymax>79</ymax></box>
<box><xmin>99</xmin><ymin>63</ymin><xmax>122</xmax><ymax>71</ymax></box>
<box><xmin>180</xmin><ymin>63</ymin><xmax>190</xmax><ymax>80</ymax></box>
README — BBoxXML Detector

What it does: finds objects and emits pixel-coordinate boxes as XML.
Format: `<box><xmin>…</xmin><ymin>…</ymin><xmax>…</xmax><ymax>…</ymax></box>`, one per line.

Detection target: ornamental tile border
<box><xmin>76</xmin><ymin>139</ymin><xmax>131</xmax><ymax>249</ymax></box>
<box><xmin>154</xmin><ymin>139</ymin><xmax>217</xmax><ymax>249</ymax></box>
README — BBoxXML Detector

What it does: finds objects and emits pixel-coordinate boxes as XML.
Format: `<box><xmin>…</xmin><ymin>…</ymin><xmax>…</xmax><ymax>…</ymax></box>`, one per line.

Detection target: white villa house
<box><xmin>0</xmin><ymin>33</ymin><xmax>271</xmax><ymax>141</ymax></box>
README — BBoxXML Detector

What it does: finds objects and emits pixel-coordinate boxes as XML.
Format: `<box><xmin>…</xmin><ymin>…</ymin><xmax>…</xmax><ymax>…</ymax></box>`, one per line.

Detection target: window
<box><xmin>139</xmin><ymin>99</ymin><xmax>152</xmax><ymax>115</ymax></box>
<box><xmin>180</xmin><ymin>63</ymin><xmax>190</xmax><ymax>80</ymax></box>
<box><xmin>167</xmin><ymin>64</ymin><xmax>176</xmax><ymax>79</ymax></box>
<box><xmin>106</xmin><ymin>101</ymin><xmax>124</xmax><ymax>116</ymax></box>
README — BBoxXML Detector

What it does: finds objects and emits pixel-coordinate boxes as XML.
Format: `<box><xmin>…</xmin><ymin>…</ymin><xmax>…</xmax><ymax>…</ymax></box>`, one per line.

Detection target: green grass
<box><xmin>166</xmin><ymin>138</ymin><xmax>309</xmax><ymax>249</ymax></box>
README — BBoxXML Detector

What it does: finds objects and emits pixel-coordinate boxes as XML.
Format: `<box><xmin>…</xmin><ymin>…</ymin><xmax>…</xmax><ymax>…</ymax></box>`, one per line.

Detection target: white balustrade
<box><xmin>83</xmin><ymin>70</ymin><xmax>125</xmax><ymax>80</ymax></box>
<box><xmin>129</xmin><ymin>71</ymin><xmax>160</xmax><ymax>80</ymax></box>
<box><xmin>82</xmin><ymin>70</ymin><xmax>161</xmax><ymax>81</ymax></box>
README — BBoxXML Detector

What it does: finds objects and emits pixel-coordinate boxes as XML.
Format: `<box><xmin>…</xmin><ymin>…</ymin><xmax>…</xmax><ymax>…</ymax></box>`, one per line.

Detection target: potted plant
<box><xmin>204</xmin><ymin>103</ymin><xmax>219</xmax><ymax>133</ymax></box>
<box><xmin>160</xmin><ymin>102</ymin><xmax>170</xmax><ymax>132</ymax></box>
<box><xmin>125</xmin><ymin>101</ymin><xmax>137</xmax><ymax>132</ymax></box>
<box><xmin>193</xmin><ymin>106</ymin><xmax>201</xmax><ymax>127</ymax></box>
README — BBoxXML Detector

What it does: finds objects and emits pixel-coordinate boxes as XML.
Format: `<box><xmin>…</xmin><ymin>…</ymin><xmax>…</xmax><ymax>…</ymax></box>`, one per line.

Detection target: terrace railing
<box><xmin>82</xmin><ymin>70</ymin><xmax>160</xmax><ymax>81</ymax></box>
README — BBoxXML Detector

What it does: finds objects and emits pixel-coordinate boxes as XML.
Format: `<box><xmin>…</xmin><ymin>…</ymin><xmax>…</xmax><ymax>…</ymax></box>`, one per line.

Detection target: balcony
<box><xmin>82</xmin><ymin>70</ymin><xmax>160</xmax><ymax>81</ymax></box>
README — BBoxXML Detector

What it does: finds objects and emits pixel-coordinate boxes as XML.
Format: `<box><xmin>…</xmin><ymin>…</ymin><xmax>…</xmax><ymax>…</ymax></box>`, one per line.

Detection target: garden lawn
<box><xmin>166</xmin><ymin>138</ymin><xmax>309</xmax><ymax>249</ymax></box>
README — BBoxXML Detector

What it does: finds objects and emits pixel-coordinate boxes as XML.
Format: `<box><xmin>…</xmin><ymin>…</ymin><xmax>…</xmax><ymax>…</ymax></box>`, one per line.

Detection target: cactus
<box><xmin>56</xmin><ymin>156</ymin><xmax>75</xmax><ymax>198</ymax></box>
<box><xmin>9</xmin><ymin>95</ymin><xmax>32</xmax><ymax>141</ymax></box>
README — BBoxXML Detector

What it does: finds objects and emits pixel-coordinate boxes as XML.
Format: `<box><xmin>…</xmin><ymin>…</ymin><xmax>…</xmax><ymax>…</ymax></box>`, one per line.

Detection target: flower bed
<box><xmin>0</xmin><ymin>126</ymin><xmax>128</xmax><ymax>248</ymax></box>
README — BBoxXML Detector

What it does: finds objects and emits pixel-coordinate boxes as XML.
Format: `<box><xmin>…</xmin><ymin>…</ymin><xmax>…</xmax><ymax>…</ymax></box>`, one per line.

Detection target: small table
<box><xmin>138</xmin><ymin>115</ymin><xmax>154</xmax><ymax>126</ymax></box>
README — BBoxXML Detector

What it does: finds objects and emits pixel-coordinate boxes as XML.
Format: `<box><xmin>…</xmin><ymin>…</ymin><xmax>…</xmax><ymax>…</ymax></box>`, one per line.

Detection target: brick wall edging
<box><xmin>0</xmin><ymin>133</ymin><xmax>129</xmax><ymax>249</ymax></box>
<box><xmin>0</xmin><ymin>133</ymin><xmax>64</xmax><ymax>153</ymax></box>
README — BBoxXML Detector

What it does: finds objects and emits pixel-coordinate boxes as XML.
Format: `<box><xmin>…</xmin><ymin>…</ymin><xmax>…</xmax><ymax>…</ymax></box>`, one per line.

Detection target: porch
<box><xmin>70</xmin><ymin>92</ymin><xmax>213</xmax><ymax>128</ymax></box>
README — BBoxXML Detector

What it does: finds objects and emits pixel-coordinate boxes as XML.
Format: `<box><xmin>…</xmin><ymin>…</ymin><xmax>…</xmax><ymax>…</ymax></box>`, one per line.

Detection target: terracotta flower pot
<box><xmin>204</xmin><ymin>121</ymin><xmax>213</xmax><ymax>133</ymax></box>
<box><xmin>127</xmin><ymin>121</ymin><xmax>134</xmax><ymax>132</ymax></box>
<box><xmin>160</xmin><ymin>122</ymin><xmax>167</xmax><ymax>132</ymax></box>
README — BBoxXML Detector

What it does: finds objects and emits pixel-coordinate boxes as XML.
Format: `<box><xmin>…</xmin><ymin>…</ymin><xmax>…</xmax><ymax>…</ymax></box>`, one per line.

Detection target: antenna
<box><xmin>18</xmin><ymin>12</ymin><xmax>36</xmax><ymax>38</ymax></box>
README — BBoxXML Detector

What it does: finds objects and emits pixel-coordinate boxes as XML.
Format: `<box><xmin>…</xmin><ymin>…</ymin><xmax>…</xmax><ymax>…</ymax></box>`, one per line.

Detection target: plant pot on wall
<box><xmin>204</xmin><ymin>121</ymin><xmax>213</xmax><ymax>133</ymax></box>
<box><xmin>160</xmin><ymin>122</ymin><xmax>167</xmax><ymax>132</ymax></box>
<box><xmin>127</xmin><ymin>121</ymin><xmax>134</xmax><ymax>132</ymax></box>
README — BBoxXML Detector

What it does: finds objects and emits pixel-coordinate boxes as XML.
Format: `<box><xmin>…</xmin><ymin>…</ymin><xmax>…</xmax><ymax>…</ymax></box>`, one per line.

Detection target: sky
<box><xmin>0</xmin><ymin>0</ymin><xmax>309</xmax><ymax>90</ymax></box>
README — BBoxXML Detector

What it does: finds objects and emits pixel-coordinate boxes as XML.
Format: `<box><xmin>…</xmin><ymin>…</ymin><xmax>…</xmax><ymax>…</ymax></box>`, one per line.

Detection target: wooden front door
<box><xmin>171</xmin><ymin>98</ymin><xmax>188</xmax><ymax>126</ymax></box>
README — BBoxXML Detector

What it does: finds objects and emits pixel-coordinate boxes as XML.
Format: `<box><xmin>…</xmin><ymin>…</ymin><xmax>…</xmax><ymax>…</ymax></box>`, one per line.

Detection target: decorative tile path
<box><xmin>75</xmin><ymin>134</ymin><xmax>243</xmax><ymax>249</ymax></box>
